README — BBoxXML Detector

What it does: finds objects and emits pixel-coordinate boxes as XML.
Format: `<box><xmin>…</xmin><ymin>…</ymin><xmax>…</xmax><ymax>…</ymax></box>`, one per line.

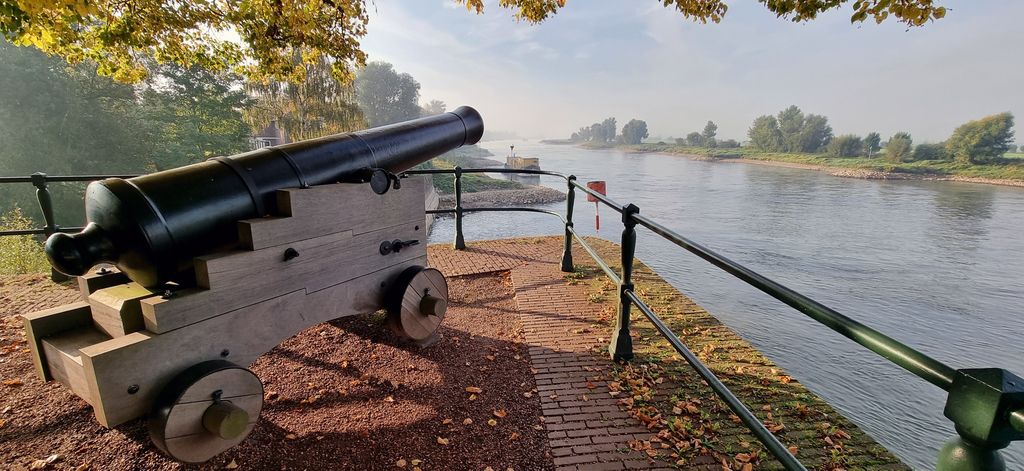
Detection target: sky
<box><xmin>360</xmin><ymin>1</ymin><xmax>1022</xmax><ymax>143</ymax></box>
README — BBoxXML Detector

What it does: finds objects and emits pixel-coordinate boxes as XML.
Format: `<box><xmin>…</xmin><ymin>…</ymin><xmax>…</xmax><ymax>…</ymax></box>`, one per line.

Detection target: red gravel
<box><xmin>0</xmin><ymin>272</ymin><xmax>553</xmax><ymax>470</ymax></box>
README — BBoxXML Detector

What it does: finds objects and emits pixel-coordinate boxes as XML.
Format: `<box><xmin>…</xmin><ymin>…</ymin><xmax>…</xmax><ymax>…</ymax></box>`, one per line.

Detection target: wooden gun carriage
<box><xmin>20</xmin><ymin>108</ymin><xmax>480</xmax><ymax>463</ymax></box>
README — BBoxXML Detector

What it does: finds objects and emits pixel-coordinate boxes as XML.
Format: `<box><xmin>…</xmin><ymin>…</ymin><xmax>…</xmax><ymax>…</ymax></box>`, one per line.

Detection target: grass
<box><xmin>422</xmin><ymin>158</ymin><xmax>525</xmax><ymax>195</ymax></box>
<box><xmin>609</xmin><ymin>143</ymin><xmax>1024</xmax><ymax>182</ymax></box>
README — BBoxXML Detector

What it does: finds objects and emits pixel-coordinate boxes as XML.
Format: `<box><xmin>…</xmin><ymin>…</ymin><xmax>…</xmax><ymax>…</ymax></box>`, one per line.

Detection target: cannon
<box><xmin>20</xmin><ymin>108</ymin><xmax>481</xmax><ymax>462</ymax></box>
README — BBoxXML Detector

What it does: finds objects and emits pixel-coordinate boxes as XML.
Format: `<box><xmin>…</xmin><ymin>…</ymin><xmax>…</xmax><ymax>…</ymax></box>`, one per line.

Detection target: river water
<box><xmin>428</xmin><ymin>141</ymin><xmax>1024</xmax><ymax>469</ymax></box>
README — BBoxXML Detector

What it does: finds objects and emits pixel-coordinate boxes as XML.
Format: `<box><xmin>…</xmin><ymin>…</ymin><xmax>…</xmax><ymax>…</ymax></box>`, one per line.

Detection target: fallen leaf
<box><xmin>3</xmin><ymin>379</ymin><xmax>23</xmax><ymax>387</ymax></box>
<box><xmin>411</xmin><ymin>459</ymin><xmax>422</xmax><ymax>465</ymax></box>
<box><xmin>384</xmin><ymin>395</ymin><xmax>395</xmax><ymax>403</ymax></box>
<box><xmin>285</xmin><ymin>433</ymin><xmax>297</xmax><ymax>440</ymax></box>
<box><xmin>487</xmin><ymin>419</ymin><xmax>497</xmax><ymax>426</ymax></box>
<box><xmin>509</xmin><ymin>432</ymin><xmax>520</xmax><ymax>441</ymax></box>
<box><xmin>493</xmin><ymin>410</ymin><xmax>507</xmax><ymax>418</ymax></box>
<box><xmin>0</xmin><ymin>418</ymin><xmax>5</xmax><ymax>429</ymax></box>
<box><xmin>465</xmin><ymin>386</ymin><xmax>483</xmax><ymax>394</ymax></box>
<box><xmin>741</xmin><ymin>464</ymin><xmax>753</xmax><ymax>471</ymax></box>
<box><xmin>485</xmin><ymin>355</ymin><xmax>495</xmax><ymax>361</ymax></box>
<box><xmin>469</xmin><ymin>394</ymin><xmax>478</xmax><ymax>401</ymax></box>
<box><xmin>787</xmin><ymin>446</ymin><xmax>798</xmax><ymax>455</ymax></box>
<box><xmin>225</xmin><ymin>459</ymin><xmax>239</xmax><ymax>469</ymax></box>
<box><xmin>735</xmin><ymin>453</ymin><xmax>751</xmax><ymax>463</ymax></box>
<box><xmin>396</xmin><ymin>458</ymin><xmax>407</xmax><ymax>468</ymax></box>
<box><xmin>463</xmin><ymin>418</ymin><xmax>473</xmax><ymax>425</ymax></box>
<box><xmin>523</xmin><ymin>392</ymin><xmax>533</xmax><ymax>398</ymax></box>
<box><xmin>436</xmin><ymin>437</ymin><xmax>449</xmax><ymax>446</ymax></box>
<box><xmin>73</xmin><ymin>464</ymin><xmax>90</xmax><ymax>471</ymax></box>
<box><xmin>442</xmin><ymin>418</ymin><xmax>453</xmax><ymax>425</ymax></box>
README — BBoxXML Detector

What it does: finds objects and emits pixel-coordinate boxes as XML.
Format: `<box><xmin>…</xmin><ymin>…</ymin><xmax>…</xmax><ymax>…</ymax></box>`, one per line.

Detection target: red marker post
<box><xmin>586</xmin><ymin>181</ymin><xmax>606</xmax><ymax>231</ymax></box>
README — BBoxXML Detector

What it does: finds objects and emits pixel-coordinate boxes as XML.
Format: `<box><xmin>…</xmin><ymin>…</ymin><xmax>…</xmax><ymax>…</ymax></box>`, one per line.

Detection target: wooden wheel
<box><xmin>386</xmin><ymin>266</ymin><xmax>448</xmax><ymax>341</ymax></box>
<box><xmin>149</xmin><ymin>360</ymin><xmax>264</xmax><ymax>463</ymax></box>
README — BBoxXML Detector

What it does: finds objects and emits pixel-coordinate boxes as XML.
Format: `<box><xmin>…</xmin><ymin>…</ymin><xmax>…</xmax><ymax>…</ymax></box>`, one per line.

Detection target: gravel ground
<box><xmin>0</xmin><ymin>272</ymin><xmax>552</xmax><ymax>470</ymax></box>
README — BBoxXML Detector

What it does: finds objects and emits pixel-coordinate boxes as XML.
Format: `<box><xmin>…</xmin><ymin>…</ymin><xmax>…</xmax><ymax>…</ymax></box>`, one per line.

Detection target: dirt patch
<box><xmin>0</xmin><ymin>272</ymin><xmax>552</xmax><ymax>470</ymax></box>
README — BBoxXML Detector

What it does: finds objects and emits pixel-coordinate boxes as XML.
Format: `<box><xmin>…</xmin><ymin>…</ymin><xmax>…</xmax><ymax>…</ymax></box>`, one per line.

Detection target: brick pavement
<box><xmin>430</xmin><ymin>238</ymin><xmax>672</xmax><ymax>471</ymax></box>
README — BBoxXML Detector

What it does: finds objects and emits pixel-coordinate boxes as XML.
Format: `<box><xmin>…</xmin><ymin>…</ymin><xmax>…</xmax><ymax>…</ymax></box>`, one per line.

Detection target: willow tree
<box><xmin>1</xmin><ymin>0</ymin><xmax>947</xmax><ymax>85</ymax></box>
<box><xmin>244</xmin><ymin>52</ymin><xmax>365</xmax><ymax>141</ymax></box>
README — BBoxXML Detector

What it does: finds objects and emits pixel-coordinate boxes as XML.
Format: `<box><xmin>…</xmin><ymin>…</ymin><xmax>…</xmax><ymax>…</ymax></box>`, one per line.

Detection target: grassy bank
<box><xmin>423</xmin><ymin>152</ymin><xmax>525</xmax><ymax>195</ymax></box>
<box><xmin>592</xmin><ymin>142</ymin><xmax>1024</xmax><ymax>183</ymax></box>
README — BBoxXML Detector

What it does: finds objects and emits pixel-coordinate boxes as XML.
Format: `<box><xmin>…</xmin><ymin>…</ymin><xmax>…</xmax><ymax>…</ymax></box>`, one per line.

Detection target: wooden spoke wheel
<box><xmin>386</xmin><ymin>266</ymin><xmax>448</xmax><ymax>341</ymax></box>
<box><xmin>148</xmin><ymin>360</ymin><xmax>264</xmax><ymax>463</ymax></box>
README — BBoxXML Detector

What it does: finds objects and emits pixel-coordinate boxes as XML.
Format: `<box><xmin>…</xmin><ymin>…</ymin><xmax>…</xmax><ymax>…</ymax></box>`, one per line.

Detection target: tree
<box><xmin>718</xmin><ymin>139</ymin><xmax>740</xmax><ymax>149</ymax></box>
<box><xmin>777</xmin><ymin>106</ymin><xmax>805</xmax><ymax>153</ymax></box>
<box><xmin>945</xmin><ymin>112</ymin><xmax>1016</xmax><ymax>164</ymax></box>
<box><xmin>245</xmin><ymin>52</ymin><xmax>365</xmax><ymax>143</ymax></box>
<box><xmin>140</xmin><ymin>63</ymin><xmax>253</xmax><ymax>170</ymax></box>
<box><xmin>702</xmin><ymin>121</ymin><xmax>718</xmax><ymax>147</ymax></box>
<box><xmin>796</xmin><ymin>114</ymin><xmax>833</xmax><ymax>153</ymax></box>
<box><xmin>1008</xmin><ymin>144</ymin><xmax>1019</xmax><ymax>153</ymax></box>
<box><xmin>827</xmin><ymin>135</ymin><xmax>864</xmax><ymax>157</ymax></box>
<box><xmin>685</xmin><ymin>132</ymin><xmax>704</xmax><ymax>147</ymax></box>
<box><xmin>747</xmin><ymin>115</ymin><xmax>782</xmax><ymax>152</ymax></box>
<box><xmin>421</xmin><ymin>100</ymin><xmax>447</xmax><ymax>116</ymax></box>
<box><xmin>864</xmin><ymin>132</ymin><xmax>882</xmax><ymax>157</ymax></box>
<box><xmin>886</xmin><ymin>132</ymin><xmax>913</xmax><ymax>162</ymax></box>
<box><xmin>621</xmin><ymin>119</ymin><xmax>649</xmax><ymax>145</ymax></box>
<box><xmin>3</xmin><ymin>1</ymin><xmax>946</xmax><ymax>85</ymax></box>
<box><xmin>601</xmin><ymin>118</ymin><xmax>617</xmax><ymax>143</ymax></box>
<box><xmin>355</xmin><ymin>62</ymin><xmax>422</xmax><ymax>127</ymax></box>
<box><xmin>912</xmin><ymin>142</ymin><xmax>949</xmax><ymax>161</ymax></box>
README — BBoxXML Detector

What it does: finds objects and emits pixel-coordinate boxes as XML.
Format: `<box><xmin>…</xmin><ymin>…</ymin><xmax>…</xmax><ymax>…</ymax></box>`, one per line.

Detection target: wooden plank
<box><xmin>82</xmin><ymin>257</ymin><xmax>426</xmax><ymax>427</ymax></box>
<box><xmin>76</xmin><ymin>267</ymin><xmax>129</xmax><ymax>300</ymax></box>
<box><xmin>238</xmin><ymin>177</ymin><xmax>426</xmax><ymax>250</ymax></box>
<box><xmin>42</xmin><ymin>327</ymin><xmax>110</xmax><ymax>405</ymax></box>
<box><xmin>88</xmin><ymin>282</ymin><xmax>158</xmax><ymax>337</ymax></box>
<box><xmin>20</xmin><ymin>302</ymin><xmax>93</xmax><ymax>381</ymax></box>
<box><xmin>143</xmin><ymin>220</ymin><xmax>425</xmax><ymax>334</ymax></box>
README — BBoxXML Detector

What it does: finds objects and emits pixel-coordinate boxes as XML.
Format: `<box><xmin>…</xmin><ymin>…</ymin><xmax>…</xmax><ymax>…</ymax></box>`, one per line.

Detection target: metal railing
<box><xmin>0</xmin><ymin>173</ymin><xmax>137</xmax><ymax>237</ymax></box>
<box><xmin>403</xmin><ymin>166</ymin><xmax>1024</xmax><ymax>471</ymax></box>
<box><xmin>0</xmin><ymin>173</ymin><xmax>137</xmax><ymax>280</ymax></box>
<box><xmin>4</xmin><ymin>168</ymin><xmax>1023</xmax><ymax>469</ymax></box>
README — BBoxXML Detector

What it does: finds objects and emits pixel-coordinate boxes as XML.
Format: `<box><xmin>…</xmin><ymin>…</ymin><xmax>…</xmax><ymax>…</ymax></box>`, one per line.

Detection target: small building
<box><xmin>250</xmin><ymin>120</ymin><xmax>289</xmax><ymax>150</ymax></box>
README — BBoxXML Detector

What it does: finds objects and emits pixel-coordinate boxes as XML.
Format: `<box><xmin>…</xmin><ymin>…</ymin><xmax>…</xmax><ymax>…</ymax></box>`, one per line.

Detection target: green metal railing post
<box><xmin>560</xmin><ymin>175</ymin><xmax>576</xmax><ymax>272</ymax></box>
<box><xmin>609</xmin><ymin>203</ymin><xmax>639</xmax><ymax>361</ymax></box>
<box><xmin>936</xmin><ymin>368</ymin><xmax>1024</xmax><ymax>471</ymax></box>
<box><xmin>30</xmin><ymin>172</ymin><xmax>67</xmax><ymax>282</ymax></box>
<box><xmin>453</xmin><ymin>166</ymin><xmax>466</xmax><ymax>250</ymax></box>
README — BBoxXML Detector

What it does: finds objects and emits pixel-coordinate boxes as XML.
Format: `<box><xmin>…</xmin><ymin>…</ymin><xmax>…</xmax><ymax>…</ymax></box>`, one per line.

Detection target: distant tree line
<box><xmin>676</xmin><ymin>120</ymin><xmax>739</xmax><ymax>148</ymax></box>
<box><xmin>569</xmin><ymin>117</ymin><xmax>648</xmax><ymax>145</ymax></box>
<box><xmin>745</xmin><ymin>106</ymin><xmax>1016</xmax><ymax>164</ymax></box>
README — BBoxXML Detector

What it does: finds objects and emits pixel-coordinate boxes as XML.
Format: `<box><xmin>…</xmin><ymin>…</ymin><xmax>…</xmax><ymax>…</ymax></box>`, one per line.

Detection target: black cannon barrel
<box><xmin>46</xmin><ymin>106</ymin><xmax>484</xmax><ymax>287</ymax></box>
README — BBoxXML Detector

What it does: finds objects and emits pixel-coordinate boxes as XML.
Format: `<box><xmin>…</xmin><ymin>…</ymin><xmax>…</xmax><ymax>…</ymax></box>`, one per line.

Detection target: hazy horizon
<box><xmin>362</xmin><ymin>0</ymin><xmax>1022</xmax><ymax>143</ymax></box>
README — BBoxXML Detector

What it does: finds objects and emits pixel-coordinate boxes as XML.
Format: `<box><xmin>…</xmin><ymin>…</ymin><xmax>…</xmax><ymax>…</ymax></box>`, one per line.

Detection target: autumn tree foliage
<box><xmin>1</xmin><ymin>0</ymin><xmax>947</xmax><ymax>84</ymax></box>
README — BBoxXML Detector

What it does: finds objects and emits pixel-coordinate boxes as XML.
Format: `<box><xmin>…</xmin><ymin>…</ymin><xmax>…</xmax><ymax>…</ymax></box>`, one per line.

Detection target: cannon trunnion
<box><xmin>22</xmin><ymin>177</ymin><xmax>448</xmax><ymax>463</ymax></box>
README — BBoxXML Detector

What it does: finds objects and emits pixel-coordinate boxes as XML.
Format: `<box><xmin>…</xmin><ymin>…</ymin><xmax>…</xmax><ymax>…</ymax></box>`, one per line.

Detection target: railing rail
<box><xmin>4</xmin><ymin>167</ymin><xmax>1023</xmax><ymax>469</ymax></box>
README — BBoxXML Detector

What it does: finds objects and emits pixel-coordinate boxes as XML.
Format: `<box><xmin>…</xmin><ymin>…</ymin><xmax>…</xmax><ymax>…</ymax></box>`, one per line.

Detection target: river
<box><xmin>428</xmin><ymin>141</ymin><xmax>1024</xmax><ymax>469</ymax></box>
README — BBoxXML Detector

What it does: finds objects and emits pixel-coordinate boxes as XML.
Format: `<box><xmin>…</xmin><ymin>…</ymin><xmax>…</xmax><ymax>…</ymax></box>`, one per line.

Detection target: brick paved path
<box><xmin>430</xmin><ymin>238</ymin><xmax>671</xmax><ymax>471</ymax></box>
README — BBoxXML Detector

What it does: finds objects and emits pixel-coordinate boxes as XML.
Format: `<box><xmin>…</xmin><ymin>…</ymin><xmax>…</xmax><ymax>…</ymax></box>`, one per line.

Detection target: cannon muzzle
<box><xmin>46</xmin><ymin>106</ymin><xmax>484</xmax><ymax>287</ymax></box>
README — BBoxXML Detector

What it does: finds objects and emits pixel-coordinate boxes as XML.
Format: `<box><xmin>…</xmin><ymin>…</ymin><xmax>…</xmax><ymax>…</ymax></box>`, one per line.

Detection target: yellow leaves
<box><xmin>395</xmin><ymin>459</ymin><xmax>407</xmax><ymax>468</ymax></box>
<box><xmin>487</xmin><ymin>419</ymin><xmax>497</xmax><ymax>426</ymax></box>
<box><xmin>465</xmin><ymin>386</ymin><xmax>482</xmax><ymax>394</ymax></box>
<box><xmin>436</xmin><ymin>436</ymin><xmax>449</xmax><ymax>446</ymax></box>
<box><xmin>3</xmin><ymin>379</ymin><xmax>23</xmax><ymax>387</ymax></box>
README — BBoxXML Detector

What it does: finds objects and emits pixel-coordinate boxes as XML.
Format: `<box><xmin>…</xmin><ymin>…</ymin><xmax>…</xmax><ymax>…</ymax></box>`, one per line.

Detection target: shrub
<box><xmin>0</xmin><ymin>207</ymin><xmax>50</xmax><ymax>275</ymax></box>
<box><xmin>912</xmin><ymin>142</ymin><xmax>949</xmax><ymax>161</ymax></box>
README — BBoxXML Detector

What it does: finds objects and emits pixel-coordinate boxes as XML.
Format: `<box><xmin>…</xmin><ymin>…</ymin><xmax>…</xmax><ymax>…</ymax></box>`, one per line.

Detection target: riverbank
<box><xmin>575</xmin><ymin>142</ymin><xmax>1024</xmax><ymax>188</ymax></box>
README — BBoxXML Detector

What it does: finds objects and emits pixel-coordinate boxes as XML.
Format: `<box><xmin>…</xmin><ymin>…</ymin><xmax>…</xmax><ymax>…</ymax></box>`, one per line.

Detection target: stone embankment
<box><xmin>438</xmin><ymin>185</ymin><xmax>566</xmax><ymax>209</ymax></box>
